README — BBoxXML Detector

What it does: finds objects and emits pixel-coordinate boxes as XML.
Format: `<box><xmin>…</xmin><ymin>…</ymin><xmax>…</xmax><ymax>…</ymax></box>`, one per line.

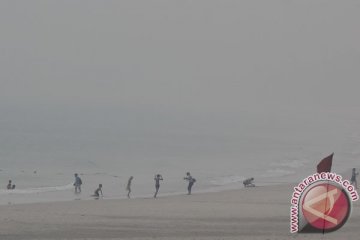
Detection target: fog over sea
<box><xmin>0</xmin><ymin>104</ymin><xmax>359</xmax><ymax>205</ymax></box>
<box><xmin>0</xmin><ymin>1</ymin><xmax>359</xmax><ymax>205</ymax></box>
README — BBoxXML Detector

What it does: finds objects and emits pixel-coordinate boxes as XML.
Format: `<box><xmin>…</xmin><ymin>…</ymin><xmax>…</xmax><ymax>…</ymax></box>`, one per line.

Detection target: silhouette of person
<box><xmin>7</xmin><ymin>180</ymin><xmax>12</xmax><ymax>190</ymax></box>
<box><xmin>243</xmin><ymin>177</ymin><xmax>255</xmax><ymax>187</ymax></box>
<box><xmin>92</xmin><ymin>184</ymin><xmax>103</xmax><ymax>197</ymax></box>
<box><xmin>184</xmin><ymin>172</ymin><xmax>196</xmax><ymax>195</ymax></box>
<box><xmin>74</xmin><ymin>173</ymin><xmax>82</xmax><ymax>193</ymax></box>
<box><xmin>126</xmin><ymin>176</ymin><xmax>134</xmax><ymax>198</ymax></box>
<box><xmin>351</xmin><ymin>168</ymin><xmax>358</xmax><ymax>189</ymax></box>
<box><xmin>154</xmin><ymin>174</ymin><xmax>163</xmax><ymax>198</ymax></box>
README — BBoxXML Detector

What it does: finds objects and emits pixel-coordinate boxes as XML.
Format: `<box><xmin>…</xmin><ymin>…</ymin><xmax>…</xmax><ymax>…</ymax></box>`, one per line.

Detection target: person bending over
<box><xmin>184</xmin><ymin>172</ymin><xmax>196</xmax><ymax>195</ymax></box>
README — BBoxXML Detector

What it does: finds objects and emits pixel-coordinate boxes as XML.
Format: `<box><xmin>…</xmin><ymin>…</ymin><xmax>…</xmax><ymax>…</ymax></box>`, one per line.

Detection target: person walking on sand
<box><xmin>184</xmin><ymin>172</ymin><xmax>196</xmax><ymax>195</ymax></box>
<box><xmin>154</xmin><ymin>174</ymin><xmax>163</xmax><ymax>198</ymax></box>
<box><xmin>351</xmin><ymin>168</ymin><xmax>359</xmax><ymax>189</ymax></box>
<box><xmin>92</xmin><ymin>184</ymin><xmax>103</xmax><ymax>198</ymax></box>
<box><xmin>126</xmin><ymin>176</ymin><xmax>133</xmax><ymax>198</ymax></box>
<box><xmin>74</xmin><ymin>173</ymin><xmax>82</xmax><ymax>193</ymax></box>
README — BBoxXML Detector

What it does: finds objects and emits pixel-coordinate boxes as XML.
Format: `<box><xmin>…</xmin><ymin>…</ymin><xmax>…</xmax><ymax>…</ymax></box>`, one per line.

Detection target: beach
<box><xmin>1</xmin><ymin>1</ymin><xmax>360</xmax><ymax>239</ymax></box>
<box><xmin>1</xmin><ymin>184</ymin><xmax>359</xmax><ymax>240</ymax></box>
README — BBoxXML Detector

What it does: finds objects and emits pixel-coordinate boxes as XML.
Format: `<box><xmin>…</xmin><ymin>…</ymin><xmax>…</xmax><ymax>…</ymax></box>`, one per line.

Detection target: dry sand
<box><xmin>0</xmin><ymin>184</ymin><xmax>359</xmax><ymax>240</ymax></box>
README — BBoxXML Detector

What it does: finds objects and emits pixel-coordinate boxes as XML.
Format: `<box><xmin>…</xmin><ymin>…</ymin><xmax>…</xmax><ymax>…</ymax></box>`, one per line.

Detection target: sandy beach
<box><xmin>0</xmin><ymin>184</ymin><xmax>359</xmax><ymax>240</ymax></box>
<box><xmin>2</xmin><ymin>0</ymin><xmax>360</xmax><ymax>239</ymax></box>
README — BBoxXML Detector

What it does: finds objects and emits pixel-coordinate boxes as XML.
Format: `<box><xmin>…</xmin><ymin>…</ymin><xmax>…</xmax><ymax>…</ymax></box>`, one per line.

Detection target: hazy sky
<box><xmin>1</xmin><ymin>0</ymin><xmax>359</xmax><ymax>112</ymax></box>
<box><xmin>1</xmin><ymin>0</ymin><xmax>360</xmax><ymax>158</ymax></box>
<box><xmin>0</xmin><ymin>0</ymin><xmax>360</xmax><ymax>174</ymax></box>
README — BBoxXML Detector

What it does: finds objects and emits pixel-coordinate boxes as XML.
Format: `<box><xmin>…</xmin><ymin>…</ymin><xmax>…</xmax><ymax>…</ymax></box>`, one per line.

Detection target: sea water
<box><xmin>0</xmin><ymin>105</ymin><xmax>359</xmax><ymax>205</ymax></box>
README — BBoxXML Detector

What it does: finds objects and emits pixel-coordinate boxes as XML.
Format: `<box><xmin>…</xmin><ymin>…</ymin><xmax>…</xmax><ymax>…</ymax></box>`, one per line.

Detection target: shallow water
<box><xmin>0</xmin><ymin>106</ymin><xmax>359</xmax><ymax>205</ymax></box>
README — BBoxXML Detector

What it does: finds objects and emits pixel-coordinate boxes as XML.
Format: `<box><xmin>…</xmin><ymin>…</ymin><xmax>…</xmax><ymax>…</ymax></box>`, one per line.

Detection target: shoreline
<box><xmin>2</xmin><ymin>183</ymin><xmax>280</xmax><ymax>207</ymax></box>
<box><xmin>0</xmin><ymin>181</ymin><xmax>296</xmax><ymax>207</ymax></box>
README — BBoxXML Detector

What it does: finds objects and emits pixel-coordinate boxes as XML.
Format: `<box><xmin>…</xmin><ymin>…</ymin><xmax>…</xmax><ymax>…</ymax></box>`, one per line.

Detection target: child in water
<box><xmin>7</xmin><ymin>180</ymin><xmax>12</xmax><ymax>190</ymax></box>
<box><xmin>92</xmin><ymin>184</ymin><xmax>103</xmax><ymax>198</ymax></box>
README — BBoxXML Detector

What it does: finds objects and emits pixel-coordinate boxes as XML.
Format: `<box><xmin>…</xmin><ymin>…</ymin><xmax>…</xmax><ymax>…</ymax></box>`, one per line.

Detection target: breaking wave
<box><xmin>0</xmin><ymin>183</ymin><xmax>74</xmax><ymax>195</ymax></box>
<box><xmin>209</xmin><ymin>175</ymin><xmax>245</xmax><ymax>186</ymax></box>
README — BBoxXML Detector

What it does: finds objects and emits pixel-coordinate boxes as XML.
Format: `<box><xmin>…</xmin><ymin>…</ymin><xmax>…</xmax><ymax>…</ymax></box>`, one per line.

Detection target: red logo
<box><xmin>301</xmin><ymin>182</ymin><xmax>351</xmax><ymax>232</ymax></box>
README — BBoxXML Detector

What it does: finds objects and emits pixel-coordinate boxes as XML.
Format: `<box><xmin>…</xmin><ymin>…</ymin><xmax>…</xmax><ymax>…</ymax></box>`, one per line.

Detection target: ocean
<box><xmin>0</xmin><ymin>105</ymin><xmax>359</xmax><ymax>205</ymax></box>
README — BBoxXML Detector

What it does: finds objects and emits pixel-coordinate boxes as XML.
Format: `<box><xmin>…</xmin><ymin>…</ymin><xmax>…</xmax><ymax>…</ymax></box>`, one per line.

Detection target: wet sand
<box><xmin>0</xmin><ymin>184</ymin><xmax>359</xmax><ymax>240</ymax></box>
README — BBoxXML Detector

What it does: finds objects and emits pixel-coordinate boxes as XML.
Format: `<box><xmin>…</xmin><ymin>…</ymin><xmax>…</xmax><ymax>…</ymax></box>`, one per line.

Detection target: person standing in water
<box><xmin>351</xmin><ymin>168</ymin><xmax>359</xmax><ymax>189</ymax></box>
<box><xmin>74</xmin><ymin>173</ymin><xmax>82</xmax><ymax>193</ymax></box>
<box><xmin>7</xmin><ymin>180</ymin><xmax>12</xmax><ymax>190</ymax></box>
<box><xmin>154</xmin><ymin>174</ymin><xmax>163</xmax><ymax>198</ymax></box>
<box><xmin>184</xmin><ymin>172</ymin><xmax>196</xmax><ymax>195</ymax></box>
<box><xmin>92</xmin><ymin>184</ymin><xmax>103</xmax><ymax>198</ymax></box>
<box><xmin>126</xmin><ymin>176</ymin><xmax>134</xmax><ymax>198</ymax></box>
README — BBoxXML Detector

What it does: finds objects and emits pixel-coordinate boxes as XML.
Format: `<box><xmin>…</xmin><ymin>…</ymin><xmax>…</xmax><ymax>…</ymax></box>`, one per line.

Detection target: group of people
<box><xmin>7</xmin><ymin>180</ymin><xmax>16</xmax><ymax>190</ymax></box>
<box><xmin>73</xmin><ymin>172</ymin><xmax>197</xmax><ymax>199</ymax></box>
<box><xmin>40</xmin><ymin>167</ymin><xmax>360</xmax><ymax>198</ymax></box>
<box><xmin>6</xmin><ymin>168</ymin><xmax>358</xmax><ymax>197</ymax></box>
<box><xmin>73</xmin><ymin>173</ymin><xmax>103</xmax><ymax>198</ymax></box>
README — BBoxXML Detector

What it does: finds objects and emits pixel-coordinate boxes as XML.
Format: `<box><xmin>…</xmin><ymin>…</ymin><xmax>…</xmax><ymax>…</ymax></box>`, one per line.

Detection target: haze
<box><xmin>0</xmin><ymin>1</ymin><xmax>359</xmax><ymax>169</ymax></box>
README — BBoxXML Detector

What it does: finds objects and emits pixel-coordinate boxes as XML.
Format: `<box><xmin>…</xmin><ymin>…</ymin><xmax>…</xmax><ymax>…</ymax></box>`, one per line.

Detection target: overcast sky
<box><xmin>0</xmin><ymin>0</ymin><xmax>359</xmax><ymax>124</ymax></box>
<box><xmin>1</xmin><ymin>0</ymin><xmax>360</xmax><ymax>173</ymax></box>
